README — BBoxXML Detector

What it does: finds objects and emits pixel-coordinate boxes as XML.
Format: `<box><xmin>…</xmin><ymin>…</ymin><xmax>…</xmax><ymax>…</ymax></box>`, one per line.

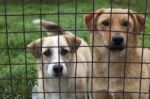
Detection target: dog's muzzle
<box><xmin>108</xmin><ymin>35</ymin><xmax>125</xmax><ymax>51</ymax></box>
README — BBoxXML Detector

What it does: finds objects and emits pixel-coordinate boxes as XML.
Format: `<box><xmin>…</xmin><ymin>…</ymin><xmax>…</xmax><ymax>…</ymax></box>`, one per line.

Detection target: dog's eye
<box><xmin>61</xmin><ymin>48</ymin><xmax>68</xmax><ymax>55</ymax></box>
<box><xmin>101</xmin><ymin>20</ymin><xmax>110</xmax><ymax>26</ymax></box>
<box><xmin>43</xmin><ymin>49</ymin><xmax>51</xmax><ymax>57</ymax></box>
<box><xmin>122</xmin><ymin>21</ymin><xmax>129</xmax><ymax>27</ymax></box>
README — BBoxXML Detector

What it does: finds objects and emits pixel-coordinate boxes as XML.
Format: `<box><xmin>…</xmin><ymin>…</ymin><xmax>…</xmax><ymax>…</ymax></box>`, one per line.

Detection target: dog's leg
<box><xmin>32</xmin><ymin>85</ymin><xmax>39</xmax><ymax>99</ymax></box>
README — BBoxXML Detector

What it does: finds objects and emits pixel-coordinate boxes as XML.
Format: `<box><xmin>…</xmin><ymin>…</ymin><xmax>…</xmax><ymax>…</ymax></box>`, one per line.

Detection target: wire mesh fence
<box><xmin>0</xmin><ymin>0</ymin><xmax>150</xmax><ymax>99</ymax></box>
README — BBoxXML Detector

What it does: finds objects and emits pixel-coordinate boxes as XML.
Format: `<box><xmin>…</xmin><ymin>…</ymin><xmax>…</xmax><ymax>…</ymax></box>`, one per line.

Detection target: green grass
<box><xmin>0</xmin><ymin>0</ymin><xmax>150</xmax><ymax>98</ymax></box>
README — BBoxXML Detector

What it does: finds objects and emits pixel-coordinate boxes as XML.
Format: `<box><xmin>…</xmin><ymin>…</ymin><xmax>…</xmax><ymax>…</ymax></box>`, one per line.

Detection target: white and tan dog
<box><xmin>84</xmin><ymin>8</ymin><xmax>150</xmax><ymax>99</ymax></box>
<box><xmin>28</xmin><ymin>19</ymin><xmax>91</xmax><ymax>99</ymax></box>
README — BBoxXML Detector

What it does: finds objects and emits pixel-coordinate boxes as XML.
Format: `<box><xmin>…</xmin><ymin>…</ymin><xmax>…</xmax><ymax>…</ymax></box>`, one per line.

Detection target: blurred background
<box><xmin>0</xmin><ymin>0</ymin><xmax>150</xmax><ymax>98</ymax></box>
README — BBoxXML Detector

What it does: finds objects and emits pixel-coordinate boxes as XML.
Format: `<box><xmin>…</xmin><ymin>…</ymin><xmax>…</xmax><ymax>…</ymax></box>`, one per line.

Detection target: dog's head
<box><xmin>84</xmin><ymin>8</ymin><xmax>145</xmax><ymax>52</ymax></box>
<box><xmin>28</xmin><ymin>20</ymin><xmax>81</xmax><ymax>77</ymax></box>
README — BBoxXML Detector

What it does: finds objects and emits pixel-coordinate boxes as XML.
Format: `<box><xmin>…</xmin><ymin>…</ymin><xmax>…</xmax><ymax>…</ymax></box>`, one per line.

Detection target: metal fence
<box><xmin>0</xmin><ymin>0</ymin><xmax>150</xmax><ymax>99</ymax></box>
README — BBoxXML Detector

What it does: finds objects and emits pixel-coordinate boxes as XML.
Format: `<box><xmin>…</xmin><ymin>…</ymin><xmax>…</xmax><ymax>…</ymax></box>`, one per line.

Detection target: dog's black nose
<box><xmin>53</xmin><ymin>65</ymin><xmax>63</xmax><ymax>75</ymax></box>
<box><xmin>112</xmin><ymin>35</ymin><xmax>124</xmax><ymax>45</ymax></box>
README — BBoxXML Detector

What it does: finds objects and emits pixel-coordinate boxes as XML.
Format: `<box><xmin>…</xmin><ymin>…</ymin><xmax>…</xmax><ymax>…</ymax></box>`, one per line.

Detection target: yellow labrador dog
<box><xmin>84</xmin><ymin>8</ymin><xmax>150</xmax><ymax>99</ymax></box>
<box><xmin>28</xmin><ymin>19</ymin><xmax>91</xmax><ymax>99</ymax></box>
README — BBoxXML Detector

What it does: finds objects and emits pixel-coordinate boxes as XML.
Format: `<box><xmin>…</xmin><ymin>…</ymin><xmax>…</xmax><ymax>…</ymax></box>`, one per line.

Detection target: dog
<box><xmin>84</xmin><ymin>8</ymin><xmax>150</xmax><ymax>99</ymax></box>
<box><xmin>28</xmin><ymin>19</ymin><xmax>91</xmax><ymax>99</ymax></box>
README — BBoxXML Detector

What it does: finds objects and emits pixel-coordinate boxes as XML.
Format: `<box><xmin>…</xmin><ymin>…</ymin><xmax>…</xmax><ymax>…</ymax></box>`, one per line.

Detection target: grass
<box><xmin>0</xmin><ymin>0</ymin><xmax>150</xmax><ymax>98</ymax></box>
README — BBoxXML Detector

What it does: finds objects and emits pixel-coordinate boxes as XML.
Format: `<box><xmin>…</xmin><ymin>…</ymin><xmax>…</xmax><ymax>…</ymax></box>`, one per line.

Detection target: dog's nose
<box><xmin>112</xmin><ymin>35</ymin><xmax>124</xmax><ymax>45</ymax></box>
<box><xmin>53</xmin><ymin>64</ymin><xmax>63</xmax><ymax>75</ymax></box>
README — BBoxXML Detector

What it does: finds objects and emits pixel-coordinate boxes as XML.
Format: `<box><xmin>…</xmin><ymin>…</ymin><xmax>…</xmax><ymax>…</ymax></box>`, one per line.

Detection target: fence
<box><xmin>0</xmin><ymin>0</ymin><xmax>150</xmax><ymax>99</ymax></box>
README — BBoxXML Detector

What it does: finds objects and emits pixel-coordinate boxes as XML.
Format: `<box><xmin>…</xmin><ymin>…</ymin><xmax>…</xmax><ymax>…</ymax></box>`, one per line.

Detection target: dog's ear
<box><xmin>84</xmin><ymin>9</ymin><xmax>104</xmax><ymax>33</ymax></box>
<box><xmin>65</xmin><ymin>34</ymin><xmax>81</xmax><ymax>53</ymax></box>
<box><xmin>27</xmin><ymin>39</ymin><xmax>42</xmax><ymax>58</ymax></box>
<box><xmin>33</xmin><ymin>19</ymin><xmax>64</xmax><ymax>35</ymax></box>
<box><xmin>130</xmin><ymin>10</ymin><xmax>145</xmax><ymax>34</ymax></box>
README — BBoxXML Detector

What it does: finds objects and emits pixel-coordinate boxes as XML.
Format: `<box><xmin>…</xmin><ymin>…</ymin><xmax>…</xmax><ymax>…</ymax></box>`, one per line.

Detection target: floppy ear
<box><xmin>27</xmin><ymin>39</ymin><xmax>42</xmax><ymax>58</ymax></box>
<box><xmin>130</xmin><ymin>10</ymin><xmax>145</xmax><ymax>34</ymax></box>
<box><xmin>84</xmin><ymin>9</ymin><xmax>104</xmax><ymax>33</ymax></box>
<box><xmin>65</xmin><ymin>34</ymin><xmax>81</xmax><ymax>53</ymax></box>
<box><xmin>33</xmin><ymin>19</ymin><xmax>64</xmax><ymax>35</ymax></box>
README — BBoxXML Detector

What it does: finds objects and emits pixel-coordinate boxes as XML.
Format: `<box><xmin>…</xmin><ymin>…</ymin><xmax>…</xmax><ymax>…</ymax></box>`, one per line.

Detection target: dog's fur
<box><xmin>84</xmin><ymin>8</ymin><xmax>150</xmax><ymax>99</ymax></box>
<box><xmin>28</xmin><ymin>19</ymin><xmax>91</xmax><ymax>99</ymax></box>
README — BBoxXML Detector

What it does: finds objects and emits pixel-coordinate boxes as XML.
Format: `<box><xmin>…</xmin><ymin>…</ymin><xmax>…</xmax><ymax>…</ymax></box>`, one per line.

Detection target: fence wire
<box><xmin>0</xmin><ymin>0</ymin><xmax>150</xmax><ymax>99</ymax></box>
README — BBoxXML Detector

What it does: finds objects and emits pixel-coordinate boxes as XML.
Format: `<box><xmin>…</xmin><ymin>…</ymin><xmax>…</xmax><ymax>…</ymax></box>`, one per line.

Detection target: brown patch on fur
<box><xmin>34</xmin><ymin>19</ymin><xmax>65</xmax><ymax>35</ymax></box>
<box><xmin>84</xmin><ymin>9</ymin><xmax>104</xmax><ymax>32</ymax></box>
<box><xmin>129</xmin><ymin>11</ymin><xmax>145</xmax><ymax>33</ymax></box>
<box><xmin>27</xmin><ymin>39</ymin><xmax>42</xmax><ymax>58</ymax></box>
<box><xmin>65</xmin><ymin>34</ymin><xmax>81</xmax><ymax>53</ymax></box>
